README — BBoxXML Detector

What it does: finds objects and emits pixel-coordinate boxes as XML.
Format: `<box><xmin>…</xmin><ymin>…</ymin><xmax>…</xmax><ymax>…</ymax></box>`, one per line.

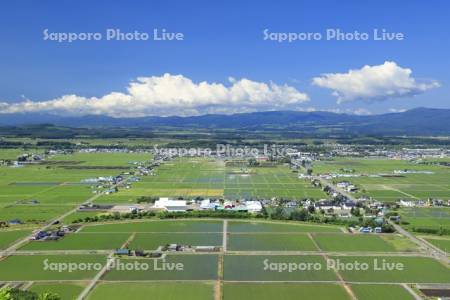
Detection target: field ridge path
<box><xmin>76</xmin><ymin>231</ymin><xmax>136</xmax><ymax>300</ymax></box>
<box><xmin>223</xmin><ymin>220</ymin><xmax>228</xmax><ymax>253</ymax></box>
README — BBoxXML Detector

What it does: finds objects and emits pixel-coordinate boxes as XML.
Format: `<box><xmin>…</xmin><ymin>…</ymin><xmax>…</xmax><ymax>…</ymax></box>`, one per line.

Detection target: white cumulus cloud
<box><xmin>323</xmin><ymin>108</ymin><xmax>372</xmax><ymax>115</ymax></box>
<box><xmin>0</xmin><ymin>74</ymin><xmax>309</xmax><ymax>117</ymax></box>
<box><xmin>312</xmin><ymin>61</ymin><xmax>440</xmax><ymax>104</ymax></box>
<box><xmin>388</xmin><ymin>108</ymin><xmax>407</xmax><ymax>113</ymax></box>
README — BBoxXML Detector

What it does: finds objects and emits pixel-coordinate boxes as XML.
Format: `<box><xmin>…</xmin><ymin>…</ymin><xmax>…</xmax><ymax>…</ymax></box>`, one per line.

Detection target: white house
<box><xmin>399</xmin><ymin>199</ymin><xmax>415</xmax><ymax>207</ymax></box>
<box><xmin>337</xmin><ymin>181</ymin><xmax>350</xmax><ymax>188</ymax></box>
<box><xmin>346</xmin><ymin>185</ymin><xmax>358</xmax><ymax>192</ymax></box>
<box><xmin>154</xmin><ymin>197</ymin><xmax>187</xmax><ymax>212</ymax></box>
<box><xmin>245</xmin><ymin>201</ymin><xmax>262</xmax><ymax>213</ymax></box>
<box><xmin>200</xmin><ymin>199</ymin><xmax>217</xmax><ymax>210</ymax></box>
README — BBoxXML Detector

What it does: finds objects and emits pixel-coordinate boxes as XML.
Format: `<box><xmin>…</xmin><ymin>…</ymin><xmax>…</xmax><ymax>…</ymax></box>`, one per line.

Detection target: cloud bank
<box><xmin>0</xmin><ymin>74</ymin><xmax>309</xmax><ymax>117</ymax></box>
<box><xmin>312</xmin><ymin>61</ymin><xmax>440</xmax><ymax>103</ymax></box>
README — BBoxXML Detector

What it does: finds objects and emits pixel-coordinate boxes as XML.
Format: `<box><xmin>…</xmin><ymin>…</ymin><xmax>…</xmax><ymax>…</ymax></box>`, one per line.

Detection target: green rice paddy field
<box><xmin>0</xmin><ymin>151</ymin><xmax>152</xmax><ymax>223</ymax></box>
<box><xmin>226</xmin><ymin>231</ymin><xmax>417</xmax><ymax>252</ymax></box>
<box><xmin>227</xmin><ymin>233</ymin><xmax>318</xmax><ymax>251</ymax></box>
<box><xmin>423</xmin><ymin>237</ymin><xmax>450</xmax><ymax>253</ymax></box>
<box><xmin>223</xmin><ymin>283</ymin><xmax>351</xmax><ymax>300</ymax></box>
<box><xmin>21</xmin><ymin>232</ymin><xmax>131</xmax><ymax>250</ymax></box>
<box><xmin>224</xmin><ymin>283</ymin><xmax>415</xmax><ymax>300</ymax></box>
<box><xmin>129</xmin><ymin>232</ymin><xmax>222</xmax><ymax>249</ymax></box>
<box><xmin>333</xmin><ymin>256</ymin><xmax>450</xmax><ymax>283</ymax></box>
<box><xmin>311</xmin><ymin>233</ymin><xmax>397</xmax><ymax>252</ymax></box>
<box><xmin>94</xmin><ymin>157</ymin><xmax>327</xmax><ymax>203</ymax></box>
<box><xmin>88</xmin><ymin>282</ymin><xmax>214</xmax><ymax>300</ymax></box>
<box><xmin>399</xmin><ymin>207</ymin><xmax>450</xmax><ymax>231</ymax></box>
<box><xmin>0</xmin><ymin>229</ymin><xmax>30</xmax><ymax>249</ymax></box>
<box><xmin>0</xmin><ymin>255</ymin><xmax>106</xmax><ymax>281</ymax></box>
<box><xmin>228</xmin><ymin>220</ymin><xmax>341</xmax><ymax>233</ymax></box>
<box><xmin>350</xmin><ymin>284</ymin><xmax>416</xmax><ymax>300</ymax></box>
<box><xmin>80</xmin><ymin>220</ymin><xmax>224</xmax><ymax>233</ymax></box>
<box><xmin>224</xmin><ymin>255</ymin><xmax>338</xmax><ymax>281</ymax></box>
<box><xmin>1</xmin><ymin>219</ymin><xmax>448</xmax><ymax>299</ymax></box>
<box><xmin>103</xmin><ymin>254</ymin><xmax>218</xmax><ymax>281</ymax></box>
<box><xmin>18</xmin><ymin>220</ymin><xmax>419</xmax><ymax>253</ymax></box>
<box><xmin>224</xmin><ymin>255</ymin><xmax>450</xmax><ymax>283</ymax></box>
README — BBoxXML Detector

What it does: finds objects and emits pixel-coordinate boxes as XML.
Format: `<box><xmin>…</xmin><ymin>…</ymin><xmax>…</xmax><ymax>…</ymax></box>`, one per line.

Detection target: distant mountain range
<box><xmin>0</xmin><ymin>107</ymin><xmax>449</xmax><ymax>135</ymax></box>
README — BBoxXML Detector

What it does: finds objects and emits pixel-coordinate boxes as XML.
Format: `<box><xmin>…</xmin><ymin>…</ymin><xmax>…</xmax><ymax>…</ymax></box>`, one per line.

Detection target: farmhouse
<box><xmin>399</xmin><ymin>199</ymin><xmax>416</xmax><ymax>207</ymax></box>
<box><xmin>200</xmin><ymin>199</ymin><xmax>218</xmax><ymax>210</ymax></box>
<box><xmin>314</xmin><ymin>200</ymin><xmax>341</xmax><ymax>211</ymax></box>
<box><xmin>346</xmin><ymin>185</ymin><xmax>358</xmax><ymax>192</ymax></box>
<box><xmin>245</xmin><ymin>200</ymin><xmax>263</xmax><ymax>213</ymax></box>
<box><xmin>342</xmin><ymin>200</ymin><xmax>356</xmax><ymax>209</ymax></box>
<box><xmin>154</xmin><ymin>197</ymin><xmax>188</xmax><ymax>212</ymax></box>
<box><xmin>336</xmin><ymin>181</ymin><xmax>350</xmax><ymax>189</ymax></box>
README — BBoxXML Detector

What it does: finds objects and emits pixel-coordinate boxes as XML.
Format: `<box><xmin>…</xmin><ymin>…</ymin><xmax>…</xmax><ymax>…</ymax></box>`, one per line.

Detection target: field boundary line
<box><xmin>308</xmin><ymin>233</ymin><xmax>322</xmax><ymax>252</ymax></box>
<box><xmin>122</xmin><ymin>232</ymin><xmax>136</xmax><ymax>248</ymax></box>
<box><xmin>215</xmin><ymin>255</ymin><xmax>224</xmax><ymax>300</ymax></box>
<box><xmin>78</xmin><ymin>231</ymin><xmax>223</xmax><ymax>234</ymax></box>
<box><xmin>223</xmin><ymin>220</ymin><xmax>228</xmax><ymax>253</ymax></box>
<box><xmin>319</xmin><ymin>252</ymin><xmax>358</xmax><ymax>300</ymax></box>
<box><xmin>76</xmin><ymin>231</ymin><xmax>135</xmax><ymax>300</ymax></box>
<box><xmin>382</xmin><ymin>185</ymin><xmax>419</xmax><ymax>200</ymax></box>
<box><xmin>1</xmin><ymin>279</ymin><xmax>448</xmax><ymax>285</ymax></box>
<box><xmin>21</xmin><ymin>281</ymin><xmax>33</xmax><ymax>290</ymax></box>
<box><xmin>76</xmin><ymin>254</ymin><xmax>113</xmax><ymax>300</ymax></box>
<box><xmin>226</xmin><ymin>232</ymin><xmax>335</xmax><ymax>235</ymax></box>
<box><xmin>417</xmin><ymin>236</ymin><xmax>449</xmax><ymax>256</ymax></box>
<box><xmin>221</xmin><ymin>251</ymin><xmax>427</xmax><ymax>256</ymax></box>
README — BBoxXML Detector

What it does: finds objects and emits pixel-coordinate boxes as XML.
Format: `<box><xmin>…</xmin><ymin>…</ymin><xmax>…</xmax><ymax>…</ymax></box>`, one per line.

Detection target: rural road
<box><xmin>388</xmin><ymin>220</ymin><xmax>449</xmax><ymax>264</ymax></box>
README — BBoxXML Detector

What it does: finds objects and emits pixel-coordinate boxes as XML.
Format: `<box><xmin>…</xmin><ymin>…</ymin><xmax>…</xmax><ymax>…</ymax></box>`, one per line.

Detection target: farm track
<box><xmin>222</xmin><ymin>220</ymin><xmax>228</xmax><ymax>252</ymax></box>
<box><xmin>310</xmin><ymin>231</ymin><xmax>358</xmax><ymax>300</ymax></box>
<box><xmin>388</xmin><ymin>220</ymin><xmax>449</xmax><ymax>264</ymax></box>
<box><xmin>76</xmin><ymin>232</ymin><xmax>136</xmax><ymax>300</ymax></box>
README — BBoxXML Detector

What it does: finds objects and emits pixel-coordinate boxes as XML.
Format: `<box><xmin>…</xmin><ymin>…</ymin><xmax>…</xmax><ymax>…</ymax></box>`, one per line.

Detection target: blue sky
<box><xmin>0</xmin><ymin>0</ymin><xmax>448</xmax><ymax>117</ymax></box>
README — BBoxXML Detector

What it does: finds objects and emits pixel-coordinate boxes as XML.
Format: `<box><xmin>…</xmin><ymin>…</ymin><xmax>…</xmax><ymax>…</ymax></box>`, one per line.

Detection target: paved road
<box><xmin>388</xmin><ymin>220</ymin><xmax>449</xmax><ymax>264</ymax></box>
